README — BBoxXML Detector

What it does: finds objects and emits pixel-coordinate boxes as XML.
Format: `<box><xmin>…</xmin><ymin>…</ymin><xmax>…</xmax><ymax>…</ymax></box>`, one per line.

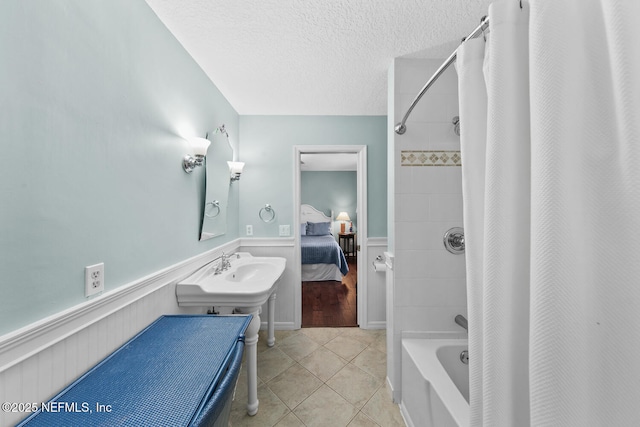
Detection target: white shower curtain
<box><xmin>458</xmin><ymin>0</ymin><xmax>640</xmax><ymax>425</ymax></box>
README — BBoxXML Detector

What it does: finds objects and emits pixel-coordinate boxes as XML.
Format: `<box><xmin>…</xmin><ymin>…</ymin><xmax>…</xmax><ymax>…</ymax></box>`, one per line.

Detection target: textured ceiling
<box><xmin>145</xmin><ymin>0</ymin><xmax>494</xmax><ymax>115</ymax></box>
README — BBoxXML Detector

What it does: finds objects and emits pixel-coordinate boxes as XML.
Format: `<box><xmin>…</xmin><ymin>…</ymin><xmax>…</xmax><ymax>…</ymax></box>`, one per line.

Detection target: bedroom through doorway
<box><xmin>300</xmin><ymin>204</ymin><xmax>358</xmax><ymax>327</ymax></box>
<box><xmin>293</xmin><ymin>146</ymin><xmax>368</xmax><ymax>329</ymax></box>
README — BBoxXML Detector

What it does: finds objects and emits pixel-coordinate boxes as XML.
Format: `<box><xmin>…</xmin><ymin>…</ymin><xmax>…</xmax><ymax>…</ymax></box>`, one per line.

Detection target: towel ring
<box><xmin>259</xmin><ymin>204</ymin><xmax>276</xmax><ymax>223</ymax></box>
<box><xmin>205</xmin><ymin>200</ymin><xmax>221</xmax><ymax>218</ymax></box>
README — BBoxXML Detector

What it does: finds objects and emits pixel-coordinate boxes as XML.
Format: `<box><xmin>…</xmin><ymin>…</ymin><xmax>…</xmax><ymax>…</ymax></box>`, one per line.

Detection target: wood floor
<box><xmin>302</xmin><ymin>258</ymin><xmax>357</xmax><ymax>328</ymax></box>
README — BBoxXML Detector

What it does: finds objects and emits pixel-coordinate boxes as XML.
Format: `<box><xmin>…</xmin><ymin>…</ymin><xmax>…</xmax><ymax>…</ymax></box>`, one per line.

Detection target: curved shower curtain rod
<box><xmin>394</xmin><ymin>15</ymin><xmax>490</xmax><ymax>135</ymax></box>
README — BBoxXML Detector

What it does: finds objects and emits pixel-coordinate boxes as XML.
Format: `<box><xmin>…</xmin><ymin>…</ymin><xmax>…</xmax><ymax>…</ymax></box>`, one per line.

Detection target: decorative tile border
<box><xmin>401</xmin><ymin>150</ymin><xmax>461</xmax><ymax>167</ymax></box>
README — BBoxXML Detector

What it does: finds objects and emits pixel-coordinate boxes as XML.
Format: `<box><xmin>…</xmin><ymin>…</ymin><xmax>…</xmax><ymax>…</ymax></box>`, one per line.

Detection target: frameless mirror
<box><xmin>200</xmin><ymin>135</ymin><xmax>232</xmax><ymax>240</ymax></box>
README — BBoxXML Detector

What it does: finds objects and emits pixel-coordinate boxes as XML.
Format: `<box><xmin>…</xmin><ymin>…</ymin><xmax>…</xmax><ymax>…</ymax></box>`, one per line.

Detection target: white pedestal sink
<box><xmin>177</xmin><ymin>252</ymin><xmax>286</xmax><ymax>416</ymax></box>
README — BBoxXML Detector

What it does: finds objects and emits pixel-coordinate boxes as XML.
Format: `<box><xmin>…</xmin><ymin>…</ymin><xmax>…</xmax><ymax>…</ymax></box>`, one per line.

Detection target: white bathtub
<box><xmin>401</xmin><ymin>338</ymin><xmax>469</xmax><ymax>427</ymax></box>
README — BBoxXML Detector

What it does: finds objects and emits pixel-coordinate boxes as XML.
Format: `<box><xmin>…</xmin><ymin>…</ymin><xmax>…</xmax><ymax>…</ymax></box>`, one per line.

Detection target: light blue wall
<box><xmin>0</xmin><ymin>0</ymin><xmax>239</xmax><ymax>335</ymax></box>
<box><xmin>239</xmin><ymin>116</ymin><xmax>387</xmax><ymax>237</ymax></box>
<box><xmin>301</xmin><ymin>171</ymin><xmax>358</xmax><ymax>231</ymax></box>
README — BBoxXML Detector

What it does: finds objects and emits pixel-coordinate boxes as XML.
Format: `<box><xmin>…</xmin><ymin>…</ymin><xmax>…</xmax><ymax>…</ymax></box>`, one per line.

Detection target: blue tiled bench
<box><xmin>17</xmin><ymin>315</ymin><xmax>251</xmax><ymax>427</ymax></box>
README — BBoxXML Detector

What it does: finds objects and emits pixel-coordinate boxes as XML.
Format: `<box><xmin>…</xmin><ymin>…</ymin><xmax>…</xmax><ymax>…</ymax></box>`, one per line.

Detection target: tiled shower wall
<box><xmin>387</xmin><ymin>58</ymin><xmax>467</xmax><ymax>399</ymax></box>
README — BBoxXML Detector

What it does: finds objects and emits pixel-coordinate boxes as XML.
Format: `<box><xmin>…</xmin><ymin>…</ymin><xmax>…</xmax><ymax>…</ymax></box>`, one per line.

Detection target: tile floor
<box><xmin>229</xmin><ymin>327</ymin><xmax>405</xmax><ymax>427</ymax></box>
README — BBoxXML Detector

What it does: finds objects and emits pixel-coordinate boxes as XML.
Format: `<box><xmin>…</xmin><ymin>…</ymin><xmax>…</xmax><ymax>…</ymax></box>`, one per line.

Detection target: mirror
<box><xmin>200</xmin><ymin>135</ymin><xmax>233</xmax><ymax>240</ymax></box>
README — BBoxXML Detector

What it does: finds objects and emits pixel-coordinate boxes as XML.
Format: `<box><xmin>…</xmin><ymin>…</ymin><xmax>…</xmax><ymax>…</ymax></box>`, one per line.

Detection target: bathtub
<box><xmin>401</xmin><ymin>338</ymin><xmax>469</xmax><ymax>427</ymax></box>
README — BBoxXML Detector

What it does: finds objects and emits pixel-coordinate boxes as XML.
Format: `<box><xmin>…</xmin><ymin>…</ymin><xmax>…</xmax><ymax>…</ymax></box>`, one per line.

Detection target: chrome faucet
<box><xmin>455</xmin><ymin>314</ymin><xmax>468</xmax><ymax>331</ymax></box>
<box><xmin>214</xmin><ymin>252</ymin><xmax>232</xmax><ymax>275</ymax></box>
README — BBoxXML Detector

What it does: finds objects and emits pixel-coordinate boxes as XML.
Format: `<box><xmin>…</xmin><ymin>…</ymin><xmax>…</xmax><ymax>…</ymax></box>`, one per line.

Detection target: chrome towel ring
<box><xmin>205</xmin><ymin>201</ymin><xmax>221</xmax><ymax>218</ymax></box>
<box><xmin>259</xmin><ymin>204</ymin><xmax>276</xmax><ymax>223</ymax></box>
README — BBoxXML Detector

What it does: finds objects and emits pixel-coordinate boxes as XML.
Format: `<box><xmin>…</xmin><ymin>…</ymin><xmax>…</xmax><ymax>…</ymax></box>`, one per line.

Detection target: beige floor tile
<box><xmin>258</xmin><ymin>347</ymin><xmax>296</xmax><ymax>382</ymax></box>
<box><xmin>360</xmin><ymin>385</ymin><xmax>404</xmax><ymax>427</ymax></box>
<box><xmin>294</xmin><ymin>384</ymin><xmax>359</xmax><ymax>427</ymax></box>
<box><xmin>257</xmin><ymin>330</ymin><xmax>275</xmax><ymax>353</ymax></box>
<box><xmin>371</xmin><ymin>333</ymin><xmax>387</xmax><ymax>355</ymax></box>
<box><xmin>326</xmin><ymin>364</ymin><xmax>382</xmax><ymax>408</ymax></box>
<box><xmin>267</xmin><ymin>363</ymin><xmax>323</xmax><ymax>409</ymax></box>
<box><xmin>324</xmin><ymin>335</ymin><xmax>368</xmax><ymax>361</ymax></box>
<box><xmin>278</xmin><ymin>332</ymin><xmax>320</xmax><ymax>361</ymax></box>
<box><xmin>299</xmin><ymin>346</ymin><xmax>347</xmax><ymax>382</ymax></box>
<box><xmin>229</xmin><ymin>383</ymin><xmax>290</xmax><ymax>427</ymax></box>
<box><xmin>274</xmin><ymin>412</ymin><xmax>306</xmax><ymax>427</ymax></box>
<box><xmin>352</xmin><ymin>347</ymin><xmax>387</xmax><ymax>381</ymax></box>
<box><xmin>347</xmin><ymin>412</ymin><xmax>381</xmax><ymax>427</ymax></box>
<box><xmin>275</xmin><ymin>329</ymin><xmax>303</xmax><ymax>342</ymax></box>
<box><xmin>339</xmin><ymin>328</ymin><xmax>380</xmax><ymax>345</ymax></box>
<box><xmin>235</xmin><ymin>327</ymin><xmax>399</xmax><ymax>427</ymax></box>
<box><xmin>301</xmin><ymin>327</ymin><xmax>344</xmax><ymax>345</ymax></box>
<box><xmin>235</xmin><ymin>363</ymin><xmax>265</xmax><ymax>401</ymax></box>
<box><xmin>257</xmin><ymin>329</ymin><xmax>303</xmax><ymax>353</ymax></box>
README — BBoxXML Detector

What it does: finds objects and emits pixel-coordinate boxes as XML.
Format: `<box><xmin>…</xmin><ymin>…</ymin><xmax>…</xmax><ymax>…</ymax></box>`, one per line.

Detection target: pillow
<box><xmin>306</xmin><ymin>221</ymin><xmax>331</xmax><ymax>236</ymax></box>
<box><xmin>300</xmin><ymin>223</ymin><xmax>307</xmax><ymax>236</ymax></box>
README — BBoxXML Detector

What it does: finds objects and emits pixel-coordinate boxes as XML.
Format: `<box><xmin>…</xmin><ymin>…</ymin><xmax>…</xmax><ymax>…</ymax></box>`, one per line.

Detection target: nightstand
<box><xmin>338</xmin><ymin>233</ymin><xmax>356</xmax><ymax>258</ymax></box>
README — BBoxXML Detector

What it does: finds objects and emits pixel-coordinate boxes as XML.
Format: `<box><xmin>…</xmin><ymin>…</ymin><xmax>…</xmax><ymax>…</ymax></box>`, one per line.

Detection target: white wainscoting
<box><xmin>241</xmin><ymin>237</ymin><xmax>388</xmax><ymax>330</ymax></box>
<box><xmin>239</xmin><ymin>238</ymin><xmax>297</xmax><ymax>330</ymax></box>
<box><xmin>0</xmin><ymin>237</ymin><xmax>386</xmax><ymax>425</ymax></box>
<box><xmin>0</xmin><ymin>240</ymin><xmax>239</xmax><ymax>427</ymax></box>
<box><xmin>366</xmin><ymin>237</ymin><xmax>388</xmax><ymax>329</ymax></box>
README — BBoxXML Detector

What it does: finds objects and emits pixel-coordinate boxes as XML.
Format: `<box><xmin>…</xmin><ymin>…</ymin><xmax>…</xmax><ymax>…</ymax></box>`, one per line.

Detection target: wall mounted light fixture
<box><xmin>210</xmin><ymin>123</ymin><xmax>244</xmax><ymax>181</ymax></box>
<box><xmin>214</xmin><ymin>124</ymin><xmax>229</xmax><ymax>137</ymax></box>
<box><xmin>228</xmin><ymin>161</ymin><xmax>245</xmax><ymax>182</ymax></box>
<box><xmin>183</xmin><ymin>136</ymin><xmax>211</xmax><ymax>173</ymax></box>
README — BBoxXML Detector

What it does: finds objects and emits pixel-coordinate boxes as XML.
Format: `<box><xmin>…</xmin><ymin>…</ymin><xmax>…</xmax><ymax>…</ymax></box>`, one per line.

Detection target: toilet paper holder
<box><xmin>372</xmin><ymin>255</ymin><xmax>386</xmax><ymax>272</ymax></box>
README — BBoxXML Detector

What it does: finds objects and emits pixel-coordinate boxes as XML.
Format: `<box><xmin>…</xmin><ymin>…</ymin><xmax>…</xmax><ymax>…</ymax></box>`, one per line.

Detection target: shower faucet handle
<box><xmin>444</xmin><ymin>227</ymin><xmax>465</xmax><ymax>254</ymax></box>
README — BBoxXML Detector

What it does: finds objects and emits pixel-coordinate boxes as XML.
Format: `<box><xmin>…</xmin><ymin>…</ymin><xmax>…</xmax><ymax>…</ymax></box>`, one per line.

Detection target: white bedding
<box><xmin>300</xmin><ymin>204</ymin><xmax>348</xmax><ymax>282</ymax></box>
<box><xmin>301</xmin><ymin>263</ymin><xmax>343</xmax><ymax>282</ymax></box>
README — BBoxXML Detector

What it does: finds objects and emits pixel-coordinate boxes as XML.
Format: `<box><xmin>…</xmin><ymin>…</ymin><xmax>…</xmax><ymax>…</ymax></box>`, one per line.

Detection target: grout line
<box><xmin>231</xmin><ymin>328</ymin><xmax>392</xmax><ymax>427</ymax></box>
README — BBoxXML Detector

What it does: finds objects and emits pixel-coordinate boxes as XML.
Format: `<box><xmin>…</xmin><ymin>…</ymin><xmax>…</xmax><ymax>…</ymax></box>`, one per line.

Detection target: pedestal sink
<box><xmin>177</xmin><ymin>252</ymin><xmax>286</xmax><ymax>416</ymax></box>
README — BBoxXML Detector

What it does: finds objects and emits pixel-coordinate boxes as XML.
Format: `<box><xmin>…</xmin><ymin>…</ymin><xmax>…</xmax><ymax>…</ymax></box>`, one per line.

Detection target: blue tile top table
<box><xmin>17</xmin><ymin>315</ymin><xmax>251</xmax><ymax>427</ymax></box>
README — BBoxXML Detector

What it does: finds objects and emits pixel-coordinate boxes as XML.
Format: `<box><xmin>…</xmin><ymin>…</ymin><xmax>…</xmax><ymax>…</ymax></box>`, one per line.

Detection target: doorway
<box><xmin>293</xmin><ymin>145</ymin><xmax>368</xmax><ymax>329</ymax></box>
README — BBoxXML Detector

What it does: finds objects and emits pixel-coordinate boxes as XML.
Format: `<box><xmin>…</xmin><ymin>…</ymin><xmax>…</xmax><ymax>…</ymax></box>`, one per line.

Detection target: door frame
<box><xmin>293</xmin><ymin>145</ymin><xmax>368</xmax><ymax>329</ymax></box>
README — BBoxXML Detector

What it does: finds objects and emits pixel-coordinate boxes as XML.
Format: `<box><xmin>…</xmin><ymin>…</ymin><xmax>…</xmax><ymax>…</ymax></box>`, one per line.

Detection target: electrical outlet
<box><xmin>279</xmin><ymin>225</ymin><xmax>290</xmax><ymax>236</ymax></box>
<box><xmin>246</xmin><ymin>225</ymin><xmax>253</xmax><ymax>236</ymax></box>
<box><xmin>85</xmin><ymin>262</ymin><xmax>104</xmax><ymax>297</ymax></box>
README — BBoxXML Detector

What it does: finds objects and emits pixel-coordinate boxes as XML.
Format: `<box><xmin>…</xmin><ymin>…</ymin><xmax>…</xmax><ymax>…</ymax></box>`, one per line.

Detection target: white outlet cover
<box><xmin>279</xmin><ymin>225</ymin><xmax>290</xmax><ymax>236</ymax></box>
<box><xmin>85</xmin><ymin>262</ymin><xmax>104</xmax><ymax>297</ymax></box>
<box><xmin>246</xmin><ymin>225</ymin><xmax>253</xmax><ymax>236</ymax></box>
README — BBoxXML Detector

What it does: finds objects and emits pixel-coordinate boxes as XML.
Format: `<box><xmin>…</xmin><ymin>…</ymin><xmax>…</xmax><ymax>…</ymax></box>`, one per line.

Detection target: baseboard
<box><xmin>365</xmin><ymin>320</ymin><xmax>387</xmax><ymax>330</ymax></box>
<box><xmin>399</xmin><ymin>402</ymin><xmax>414</xmax><ymax>427</ymax></box>
<box><xmin>388</xmin><ymin>376</ymin><xmax>401</xmax><ymax>404</ymax></box>
<box><xmin>260</xmin><ymin>321</ymin><xmax>296</xmax><ymax>330</ymax></box>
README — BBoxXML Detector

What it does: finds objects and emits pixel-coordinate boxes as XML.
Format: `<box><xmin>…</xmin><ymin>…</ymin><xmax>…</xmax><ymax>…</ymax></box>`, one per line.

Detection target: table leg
<box><xmin>235</xmin><ymin>307</ymin><xmax>261</xmax><ymax>416</ymax></box>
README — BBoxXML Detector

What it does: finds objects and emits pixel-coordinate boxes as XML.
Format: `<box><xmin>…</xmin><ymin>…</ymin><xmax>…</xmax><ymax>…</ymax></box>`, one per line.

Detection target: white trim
<box><xmin>366</xmin><ymin>320</ymin><xmax>387</xmax><ymax>330</ymax></box>
<box><xmin>367</xmin><ymin>237</ymin><xmax>388</xmax><ymax>247</ymax></box>
<box><xmin>399</xmin><ymin>402</ymin><xmax>414</xmax><ymax>427</ymax></box>
<box><xmin>0</xmin><ymin>239</ymin><xmax>240</xmax><ymax>373</ymax></box>
<box><xmin>239</xmin><ymin>237</ymin><xmax>295</xmax><ymax>247</ymax></box>
<box><xmin>388</xmin><ymin>376</ymin><xmax>401</xmax><ymax>405</ymax></box>
<box><xmin>260</xmin><ymin>321</ymin><xmax>296</xmax><ymax>331</ymax></box>
<box><xmin>294</xmin><ymin>145</ymin><xmax>368</xmax><ymax>329</ymax></box>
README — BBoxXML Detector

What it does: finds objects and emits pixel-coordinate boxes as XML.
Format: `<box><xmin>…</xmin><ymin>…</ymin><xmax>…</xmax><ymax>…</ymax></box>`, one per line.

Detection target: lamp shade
<box><xmin>336</xmin><ymin>212</ymin><xmax>350</xmax><ymax>221</ymax></box>
<box><xmin>227</xmin><ymin>161</ymin><xmax>245</xmax><ymax>175</ymax></box>
<box><xmin>189</xmin><ymin>137</ymin><xmax>211</xmax><ymax>156</ymax></box>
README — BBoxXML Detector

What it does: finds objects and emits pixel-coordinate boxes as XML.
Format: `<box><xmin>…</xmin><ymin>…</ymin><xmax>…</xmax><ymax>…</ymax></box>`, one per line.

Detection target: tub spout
<box><xmin>455</xmin><ymin>314</ymin><xmax>468</xmax><ymax>331</ymax></box>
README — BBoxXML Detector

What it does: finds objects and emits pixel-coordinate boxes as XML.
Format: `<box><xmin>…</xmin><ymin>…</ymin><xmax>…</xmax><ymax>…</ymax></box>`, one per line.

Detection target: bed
<box><xmin>300</xmin><ymin>204</ymin><xmax>349</xmax><ymax>282</ymax></box>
